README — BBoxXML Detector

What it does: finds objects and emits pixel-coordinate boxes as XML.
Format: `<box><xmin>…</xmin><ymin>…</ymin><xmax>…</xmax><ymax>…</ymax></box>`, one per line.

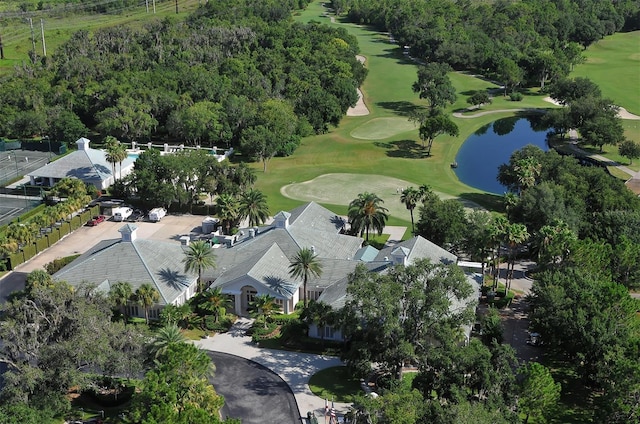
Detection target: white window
<box><xmin>127</xmin><ymin>305</ymin><xmax>139</xmax><ymax>317</ymax></box>
<box><xmin>324</xmin><ymin>326</ymin><xmax>335</xmax><ymax>339</ymax></box>
<box><xmin>246</xmin><ymin>289</ymin><xmax>257</xmax><ymax>304</ymax></box>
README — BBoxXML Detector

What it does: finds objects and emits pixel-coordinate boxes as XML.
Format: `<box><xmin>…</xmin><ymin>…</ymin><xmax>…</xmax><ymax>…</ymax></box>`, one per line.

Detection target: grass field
<box><xmin>254</xmin><ymin>1</ymin><xmax>550</xmax><ymax>218</ymax></box>
<box><xmin>0</xmin><ymin>0</ymin><xmax>202</xmax><ymax>74</ymax></box>
<box><xmin>572</xmin><ymin>31</ymin><xmax>640</xmax><ymax>116</ymax></box>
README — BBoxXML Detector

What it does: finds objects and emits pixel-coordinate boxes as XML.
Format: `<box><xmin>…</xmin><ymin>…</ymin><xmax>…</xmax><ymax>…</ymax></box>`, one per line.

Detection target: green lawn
<box><xmin>254</xmin><ymin>1</ymin><xmax>536</xmax><ymax>218</ymax></box>
<box><xmin>308</xmin><ymin>366</ymin><xmax>362</xmax><ymax>403</ymax></box>
<box><xmin>0</xmin><ymin>0</ymin><xmax>202</xmax><ymax>75</ymax></box>
<box><xmin>572</xmin><ymin>31</ymin><xmax>640</xmax><ymax>116</ymax></box>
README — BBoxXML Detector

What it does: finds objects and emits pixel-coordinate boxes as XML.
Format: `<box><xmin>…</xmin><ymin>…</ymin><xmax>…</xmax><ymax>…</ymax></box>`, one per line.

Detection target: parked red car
<box><xmin>87</xmin><ymin>215</ymin><xmax>106</xmax><ymax>226</ymax></box>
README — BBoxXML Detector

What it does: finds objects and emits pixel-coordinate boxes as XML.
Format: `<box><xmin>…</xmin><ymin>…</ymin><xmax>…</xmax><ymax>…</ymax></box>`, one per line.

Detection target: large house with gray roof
<box><xmin>54</xmin><ymin>224</ymin><xmax>198</xmax><ymax>320</ymax></box>
<box><xmin>204</xmin><ymin>202</ymin><xmax>363</xmax><ymax>315</ymax></box>
<box><xmin>53</xmin><ymin>201</ymin><xmax>480</xmax><ymax>329</ymax></box>
<box><xmin>27</xmin><ymin>137</ymin><xmax>135</xmax><ymax>190</ymax></box>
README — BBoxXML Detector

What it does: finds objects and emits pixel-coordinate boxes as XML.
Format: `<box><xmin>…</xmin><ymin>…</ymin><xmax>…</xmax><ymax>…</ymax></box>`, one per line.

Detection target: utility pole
<box><xmin>29</xmin><ymin>18</ymin><xmax>36</xmax><ymax>63</ymax></box>
<box><xmin>0</xmin><ymin>33</ymin><xmax>4</xmax><ymax>60</ymax></box>
<box><xmin>175</xmin><ymin>0</ymin><xmax>178</xmax><ymax>14</ymax></box>
<box><xmin>40</xmin><ymin>19</ymin><xmax>46</xmax><ymax>57</ymax></box>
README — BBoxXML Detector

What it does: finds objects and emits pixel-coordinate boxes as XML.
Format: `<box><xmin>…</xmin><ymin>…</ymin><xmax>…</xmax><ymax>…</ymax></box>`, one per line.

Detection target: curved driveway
<box><xmin>208</xmin><ymin>351</ymin><xmax>300</xmax><ymax>424</ymax></box>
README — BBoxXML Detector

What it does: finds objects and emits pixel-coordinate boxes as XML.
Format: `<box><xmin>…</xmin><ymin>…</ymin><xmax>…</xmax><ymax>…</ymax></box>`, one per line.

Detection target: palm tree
<box><xmin>504</xmin><ymin>223</ymin><xmax>529</xmax><ymax>295</ymax></box>
<box><xmin>149</xmin><ymin>324</ymin><xmax>187</xmax><ymax>358</ymax></box>
<box><xmin>400</xmin><ymin>186</ymin><xmax>422</xmax><ymax>235</ymax></box>
<box><xmin>104</xmin><ymin>136</ymin><xmax>128</xmax><ymax>180</ymax></box>
<box><xmin>104</xmin><ymin>136</ymin><xmax>119</xmax><ymax>179</ymax></box>
<box><xmin>301</xmin><ymin>300</ymin><xmax>334</xmax><ymax>344</ymax></box>
<box><xmin>289</xmin><ymin>247</ymin><xmax>323</xmax><ymax>309</ymax></box>
<box><xmin>216</xmin><ymin>193</ymin><xmax>240</xmax><ymax>235</ymax></box>
<box><xmin>249</xmin><ymin>294</ymin><xmax>281</xmax><ymax>328</ymax></box>
<box><xmin>182</xmin><ymin>240</ymin><xmax>217</xmax><ymax>293</ymax></box>
<box><xmin>348</xmin><ymin>192</ymin><xmax>389</xmax><ymax>242</ymax></box>
<box><xmin>135</xmin><ymin>283</ymin><xmax>160</xmax><ymax>325</ymax></box>
<box><xmin>109</xmin><ymin>281</ymin><xmax>133</xmax><ymax>318</ymax></box>
<box><xmin>489</xmin><ymin>215</ymin><xmax>509</xmax><ymax>291</ymax></box>
<box><xmin>201</xmin><ymin>287</ymin><xmax>231</xmax><ymax>323</ymax></box>
<box><xmin>238</xmin><ymin>188</ymin><xmax>270</xmax><ymax>227</ymax></box>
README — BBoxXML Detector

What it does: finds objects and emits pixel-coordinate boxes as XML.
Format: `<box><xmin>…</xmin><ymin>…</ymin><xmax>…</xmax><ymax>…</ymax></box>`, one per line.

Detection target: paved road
<box><xmin>209</xmin><ymin>352</ymin><xmax>300</xmax><ymax>424</ymax></box>
<box><xmin>0</xmin><ymin>271</ymin><xmax>27</xmax><ymax>303</ymax></box>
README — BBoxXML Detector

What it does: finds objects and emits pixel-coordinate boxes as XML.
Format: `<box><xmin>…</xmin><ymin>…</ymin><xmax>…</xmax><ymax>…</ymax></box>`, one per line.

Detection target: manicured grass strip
<box><xmin>350</xmin><ymin>117</ymin><xmax>415</xmax><ymax>140</ymax></box>
<box><xmin>308</xmin><ymin>366</ymin><xmax>362</xmax><ymax>403</ymax></box>
<box><xmin>572</xmin><ymin>31</ymin><xmax>640</xmax><ymax>116</ymax></box>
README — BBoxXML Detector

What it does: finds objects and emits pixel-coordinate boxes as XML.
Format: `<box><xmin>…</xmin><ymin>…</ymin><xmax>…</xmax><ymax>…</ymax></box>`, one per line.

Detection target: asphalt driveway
<box><xmin>208</xmin><ymin>352</ymin><xmax>300</xmax><ymax>424</ymax></box>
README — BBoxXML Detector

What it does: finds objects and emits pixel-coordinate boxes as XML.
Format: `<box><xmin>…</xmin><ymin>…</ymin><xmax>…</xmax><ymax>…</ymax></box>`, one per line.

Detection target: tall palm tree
<box><xmin>216</xmin><ymin>193</ymin><xmax>240</xmax><ymax>235</ymax></box>
<box><xmin>249</xmin><ymin>294</ymin><xmax>282</xmax><ymax>329</ymax></box>
<box><xmin>289</xmin><ymin>247</ymin><xmax>323</xmax><ymax>309</ymax></box>
<box><xmin>238</xmin><ymin>188</ymin><xmax>270</xmax><ymax>227</ymax></box>
<box><xmin>400</xmin><ymin>186</ymin><xmax>422</xmax><ymax>235</ymax></box>
<box><xmin>135</xmin><ymin>283</ymin><xmax>160</xmax><ymax>325</ymax></box>
<box><xmin>104</xmin><ymin>136</ymin><xmax>128</xmax><ymax>180</ymax></box>
<box><xmin>182</xmin><ymin>240</ymin><xmax>217</xmax><ymax>293</ymax></box>
<box><xmin>104</xmin><ymin>135</ymin><xmax>119</xmax><ymax>178</ymax></box>
<box><xmin>109</xmin><ymin>281</ymin><xmax>133</xmax><ymax>318</ymax></box>
<box><xmin>348</xmin><ymin>192</ymin><xmax>389</xmax><ymax>242</ymax></box>
<box><xmin>504</xmin><ymin>223</ymin><xmax>529</xmax><ymax>295</ymax></box>
<box><xmin>201</xmin><ymin>287</ymin><xmax>231</xmax><ymax>323</ymax></box>
<box><xmin>149</xmin><ymin>324</ymin><xmax>187</xmax><ymax>359</ymax></box>
<box><xmin>489</xmin><ymin>215</ymin><xmax>509</xmax><ymax>290</ymax></box>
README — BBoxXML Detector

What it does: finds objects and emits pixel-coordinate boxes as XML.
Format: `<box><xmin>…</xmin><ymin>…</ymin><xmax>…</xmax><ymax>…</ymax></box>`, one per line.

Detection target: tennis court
<box><xmin>0</xmin><ymin>150</ymin><xmax>52</xmax><ymax>186</ymax></box>
<box><xmin>0</xmin><ymin>194</ymin><xmax>41</xmax><ymax>227</ymax></box>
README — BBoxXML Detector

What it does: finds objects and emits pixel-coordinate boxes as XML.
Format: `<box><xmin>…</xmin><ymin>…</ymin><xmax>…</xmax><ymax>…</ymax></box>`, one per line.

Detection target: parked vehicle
<box><xmin>113</xmin><ymin>207</ymin><xmax>133</xmax><ymax>222</ymax></box>
<box><xmin>87</xmin><ymin>215</ymin><xmax>106</xmax><ymax>226</ymax></box>
<box><xmin>127</xmin><ymin>209</ymin><xmax>145</xmax><ymax>222</ymax></box>
<box><xmin>526</xmin><ymin>332</ymin><xmax>543</xmax><ymax>346</ymax></box>
<box><xmin>148</xmin><ymin>207</ymin><xmax>167</xmax><ymax>222</ymax></box>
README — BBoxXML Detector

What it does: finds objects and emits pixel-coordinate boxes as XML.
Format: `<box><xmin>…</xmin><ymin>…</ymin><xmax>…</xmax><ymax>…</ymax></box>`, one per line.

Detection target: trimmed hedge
<box><xmin>45</xmin><ymin>254</ymin><xmax>80</xmax><ymax>275</ymax></box>
<box><xmin>272</xmin><ymin>314</ymin><xmax>301</xmax><ymax>325</ymax></box>
<box><xmin>8</xmin><ymin>251</ymin><xmax>24</xmax><ymax>270</ymax></box>
<box><xmin>35</xmin><ymin>236</ymin><xmax>48</xmax><ymax>253</ymax></box>
<box><xmin>47</xmin><ymin>229</ymin><xmax>60</xmax><ymax>245</ymax></box>
<box><xmin>59</xmin><ymin>222</ymin><xmax>70</xmax><ymax>237</ymax></box>
<box><xmin>70</xmin><ymin>215</ymin><xmax>82</xmax><ymax>230</ymax></box>
<box><xmin>22</xmin><ymin>244</ymin><xmax>37</xmax><ymax>261</ymax></box>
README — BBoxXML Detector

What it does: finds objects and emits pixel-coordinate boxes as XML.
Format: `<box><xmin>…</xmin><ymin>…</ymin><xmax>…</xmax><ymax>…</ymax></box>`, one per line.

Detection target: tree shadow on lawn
<box><xmin>376</xmin><ymin>101</ymin><xmax>422</xmax><ymax>117</ymax></box>
<box><xmin>459</xmin><ymin>192</ymin><xmax>505</xmax><ymax>211</ymax></box>
<box><xmin>374</xmin><ymin>140</ymin><xmax>427</xmax><ymax>159</ymax></box>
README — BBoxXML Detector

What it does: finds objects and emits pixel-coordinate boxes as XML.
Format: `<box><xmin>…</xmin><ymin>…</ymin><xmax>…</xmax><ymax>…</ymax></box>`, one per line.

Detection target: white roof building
<box><xmin>27</xmin><ymin>137</ymin><xmax>135</xmax><ymax>190</ymax></box>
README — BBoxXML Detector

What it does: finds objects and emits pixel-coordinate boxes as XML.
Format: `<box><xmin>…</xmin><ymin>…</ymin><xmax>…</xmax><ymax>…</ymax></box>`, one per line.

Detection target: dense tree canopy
<box><xmin>0</xmin><ymin>0</ymin><xmax>365</xmax><ymax>165</ymax></box>
<box><xmin>340</xmin><ymin>259</ymin><xmax>475</xmax><ymax>380</ymax></box>
<box><xmin>337</xmin><ymin>0</ymin><xmax>638</xmax><ymax>91</ymax></box>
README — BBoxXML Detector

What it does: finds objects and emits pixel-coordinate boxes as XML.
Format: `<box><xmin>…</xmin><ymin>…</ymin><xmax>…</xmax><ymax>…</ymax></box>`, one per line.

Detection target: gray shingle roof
<box><xmin>211</xmin><ymin>244</ymin><xmax>300</xmax><ymax>298</ymax></box>
<box><xmin>288</xmin><ymin>201</ymin><xmax>346</xmax><ymax>233</ymax></box>
<box><xmin>375</xmin><ymin>236</ymin><xmax>457</xmax><ymax>265</ymax></box>
<box><xmin>53</xmin><ymin>238</ymin><xmax>196</xmax><ymax>305</ymax></box>
<box><xmin>28</xmin><ymin>146</ymin><xmax>135</xmax><ymax>183</ymax></box>
<box><xmin>203</xmin><ymin>202</ymin><xmax>364</xmax><ymax>297</ymax></box>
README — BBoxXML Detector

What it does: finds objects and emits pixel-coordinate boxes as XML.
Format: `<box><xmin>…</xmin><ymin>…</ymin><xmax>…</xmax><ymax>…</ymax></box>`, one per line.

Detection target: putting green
<box><xmin>280</xmin><ymin>173</ymin><xmax>482</xmax><ymax>221</ymax></box>
<box><xmin>350</xmin><ymin>117</ymin><xmax>416</xmax><ymax>140</ymax></box>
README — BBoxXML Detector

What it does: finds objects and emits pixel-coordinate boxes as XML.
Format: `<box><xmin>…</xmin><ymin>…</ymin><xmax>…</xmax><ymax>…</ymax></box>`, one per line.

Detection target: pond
<box><xmin>454</xmin><ymin>116</ymin><xmax>550</xmax><ymax>195</ymax></box>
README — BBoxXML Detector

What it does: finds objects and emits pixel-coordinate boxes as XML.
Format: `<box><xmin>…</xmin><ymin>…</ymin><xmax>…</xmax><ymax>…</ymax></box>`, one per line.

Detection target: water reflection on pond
<box><xmin>454</xmin><ymin>116</ymin><xmax>549</xmax><ymax>195</ymax></box>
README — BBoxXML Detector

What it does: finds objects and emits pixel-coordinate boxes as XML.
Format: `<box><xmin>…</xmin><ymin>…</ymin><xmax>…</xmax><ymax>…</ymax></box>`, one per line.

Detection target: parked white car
<box><xmin>148</xmin><ymin>207</ymin><xmax>167</xmax><ymax>222</ymax></box>
<box><xmin>113</xmin><ymin>207</ymin><xmax>133</xmax><ymax>222</ymax></box>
